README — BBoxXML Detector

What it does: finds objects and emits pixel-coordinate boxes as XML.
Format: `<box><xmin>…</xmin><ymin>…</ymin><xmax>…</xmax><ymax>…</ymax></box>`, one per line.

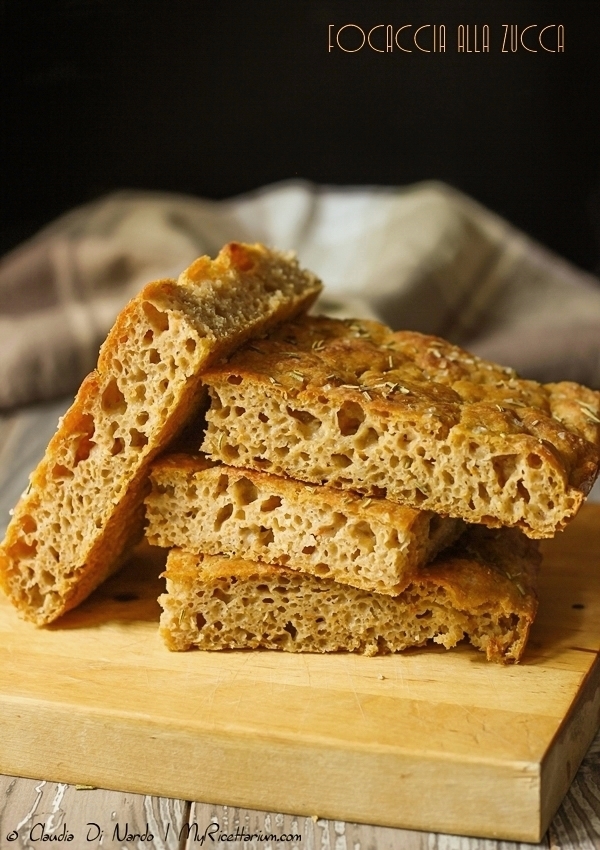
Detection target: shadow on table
<box><xmin>46</xmin><ymin>540</ymin><xmax>167</xmax><ymax>631</ymax></box>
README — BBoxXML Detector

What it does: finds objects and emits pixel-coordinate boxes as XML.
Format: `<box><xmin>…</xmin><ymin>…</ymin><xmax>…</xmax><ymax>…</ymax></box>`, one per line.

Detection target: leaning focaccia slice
<box><xmin>145</xmin><ymin>454</ymin><xmax>464</xmax><ymax>595</ymax></box>
<box><xmin>0</xmin><ymin>243</ymin><xmax>322</xmax><ymax>625</ymax></box>
<box><xmin>201</xmin><ymin>315</ymin><xmax>600</xmax><ymax>538</ymax></box>
<box><xmin>158</xmin><ymin>525</ymin><xmax>540</xmax><ymax>663</ymax></box>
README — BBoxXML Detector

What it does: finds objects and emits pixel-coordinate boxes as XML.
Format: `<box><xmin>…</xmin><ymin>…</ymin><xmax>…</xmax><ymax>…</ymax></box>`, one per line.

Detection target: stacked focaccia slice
<box><xmin>146</xmin><ymin>312</ymin><xmax>600</xmax><ymax>662</ymax></box>
<box><xmin>0</xmin><ymin>243</ymin><xmax>322</xmax><ymax>624</ymax></box>
<box><xmin>146</xmin><ymin>455</ymin><xmax>540</xmax><ymax>662</ymax></box>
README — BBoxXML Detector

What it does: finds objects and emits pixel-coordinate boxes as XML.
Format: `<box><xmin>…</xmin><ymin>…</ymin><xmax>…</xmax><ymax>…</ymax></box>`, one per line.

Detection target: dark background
<box><xmin>1</xmin><ymin>0</ymin><xmax>599</xmax><ymax>272</ymax></box>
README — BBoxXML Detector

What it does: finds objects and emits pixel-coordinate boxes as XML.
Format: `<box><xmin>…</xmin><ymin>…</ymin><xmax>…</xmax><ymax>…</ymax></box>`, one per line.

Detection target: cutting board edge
<box><xmin>0</xmin><ymin>696</ymin><xmax>544</xmax><ymax>842</ymax></box>
<box><xmin>539</xmin><ymin>652</ymin><xmax>600</xmax><ymax>836</ymax></box>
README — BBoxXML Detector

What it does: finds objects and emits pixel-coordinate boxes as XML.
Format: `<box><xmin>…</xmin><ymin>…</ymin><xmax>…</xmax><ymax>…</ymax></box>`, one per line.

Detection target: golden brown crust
<box><xmin>159</xmin><ymin>526</ymin><xmax>540</xmax><ymax>663</ymax></box>
<box><xmin>0</xmin><ymin>244</ymin><xmax>322</xmax><ymax>625</ymax></box>
<box><xmin>201</xmin><ymin>316</ymin><xmax>600</xmax><ymax>537</ymax></box>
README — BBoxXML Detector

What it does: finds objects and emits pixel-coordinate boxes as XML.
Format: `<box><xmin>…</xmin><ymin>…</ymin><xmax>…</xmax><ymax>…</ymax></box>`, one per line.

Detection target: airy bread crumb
<box><xmin>146</xmin><ymin>454</ymin><xmax>464</xmax><ymax>595</ymax></box>
<box><xmin>201</xmin><ymin>315</ymin><xmax>600</xmax><ymax>538</ymax></box>
<box><xmin>159</xmin><ymin>525</ymin><xmax>540</xmax><ymax>663</ymax></box>
<box><xmin>0</xmin><ymin>244</ymin><xmax>321</xmax><ymax>624</ymax></box>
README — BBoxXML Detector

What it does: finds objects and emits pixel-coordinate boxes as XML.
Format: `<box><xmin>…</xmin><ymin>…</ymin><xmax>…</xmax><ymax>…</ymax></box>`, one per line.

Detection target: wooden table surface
<box><xmin>1</xmin><ymin>397</ymin><xmax>600</xmax><ymax>850</ymax></box>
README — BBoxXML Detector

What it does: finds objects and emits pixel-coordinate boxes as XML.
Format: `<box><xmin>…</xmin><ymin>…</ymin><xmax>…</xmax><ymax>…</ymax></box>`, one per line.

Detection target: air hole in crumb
<box><xmin>73</xmin><ymin>414</ymin><xmax>96</xmax><ymax>465</ymax></box>
<box><xmin>196</xmin><ymin>613</ymin><xmax>206</xmax><ymax>629</ymax></box>
<box><xmin>260</xmin><ymin>495</ymin><xmax>282</xmax><ymax>512</ymax></box>
<box><xmin>352</xmin><ymin>520</ymin><xmax>377</xmax><ymax>551</ymax></box>
<box><xmin>20</xmin><ymin>514</ymin><xmax>37</xmax><ymax>534</ymax></box>
<box><xmin>101</xmin><ymin>379</ymin><xmax>127</xmax><ymax>415</ymax></box>
<box><xmin>142</xmin><ymin>301</ymin><xmax>170</xmax><ymax>333</ymax></box>
<box><xmin>232</xmin><ymin>477</ymin><xmax>258</xmax><ymax>505</ymax></box>
<box><xmin>214</xmin><ymin>503</ymin><xmax>233</xmax><ymax>530</ymax></box>
<box><xmin>331</xmin><ymin>453</ymin><xmax>352</xmax><ymax>468</ymax></box>
<box><xmin>213</xmin><ymin>620</ymin><xmax>223</xmax><ymax>631</ymax></box>
<box><xmin>356</xmin><ymin>427</ymin><xmax>379</xmax><ymax>450</ymax></box>
<box><xmin>136</xmin><ymin>412</ymin><xmax>149</xmax><ymax>426</ymax></box>
<box><xmin>516</xmin><ymin>481</ymin><xmax>531</xmax><ymax>503</ymax></box>
<box><xmin>40</xmin><ymin>569</ymin><xmax>55</xmax><ymax>587</ymax></box>
<box><xmin>492</xmin><ymin>454</ymin><xmax>518</xmax><ymax>488</ymax></box>
<box><xmin>129</xmin><ymin>429</ymin><xmax>149</xmax><ymax>449</ymax></box>
<box><xmin>314</xmin><ymin>563</ymin><xmax>329</xmax><ymax>576</ymax></box>
<box><xmin>251</xmin><ymin>456</ymin><xmax>270</xmax><ymax>469</ymax></box>
<box><xmin>212</xmin><ymin>588</ymin><xmax>232</xmax><ymax>603</ymax></box>
<box><xmin>142</xmin><ymin>329</ymin><xmax>154</xmax><ymax>345</ymax></box>
<box><xmin>302</xmin><ymin>545</ymin><xmax>316</xmax><ymax>555</ymax></box>
<box><xmin>52</xmin><ymin>464</ymin><xmax>73</xmax><ymax>479</ymax></box>
<box><xmin>258</xmin><ymin>412</ymin><xmax>269</xmax><ymax>423</ymax></box>
<box><xmin>287</xmin><ymin>407</ymin><xmax>321</xmax><ymax>437</ymax></box>
<box><xmin>259</xmin><ymin>526</ymin><xmax>274</xmax><ymax>545</ymax></box>
<box><xmin>284</xmin><ymin>621</ymin><xmax>297</xmax><ymax>639</ymax></box>
<box><xmin>227</xmin><ymin>375</ymin><xmax>243</xmax><ymax>385</ymax></box>
<box><xmin>222</xmin><ymin>444</ymin><xmax>240</xmax><ymax>461</ymax></box>
<box><xmin>527</xmin><ymin>453</ymin><xmax>543</xmax><ymax>469</ymax></box>
<box><xmin>9</xmin><ymin>539</ymin><xmax>37</xmax><ymax>558</ymax></box>
<box><xmin>111</xmin><ymin>437</ymin><xmax>125</xmax><ymax>456</ymax></box>
<box><xmin>215</xmin><ymin>474</ymin><xmax>230</xmax><ymax>497</ymax></box>
<box><xmin>185</xmin><ymin>338</ymin><xmax>197</xmax><ymax>353</ymax></box>
<box><xmin>336</xmin><ymin>400</ymin><xmax>365</xmax><ymax>436</ymax></box>
<box><xmin>148</xmin><ymin>348</ymin><xmax>161</xmax><ymax>364</ymax></box>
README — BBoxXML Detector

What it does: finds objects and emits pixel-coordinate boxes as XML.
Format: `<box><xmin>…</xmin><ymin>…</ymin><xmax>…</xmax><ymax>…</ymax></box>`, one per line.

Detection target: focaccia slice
<box><xmin>146</xmin><ymin>454</ymin><xmax>464</xmax><ymax>595</ymax></box>
<box><xmin>0</xmin><ymin>243</ymin><xmax>321</xmax><ymax>624</ymax></box>
<box><xmin>159</xmin><ymin>525</ymin><xmax>540</xmax><ymax>663</ymax></box>
<box><xmin>201</xmin><ymin>315</ymin><xmax>600</xmax><ymax>538</ymax></box>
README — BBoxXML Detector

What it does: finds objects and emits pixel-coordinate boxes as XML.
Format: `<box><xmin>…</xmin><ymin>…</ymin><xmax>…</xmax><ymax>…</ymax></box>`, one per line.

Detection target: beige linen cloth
<box><xmin>2</xmin><ymin>179</ymin><xmax>600</xmax><ymax>409</ymax></box>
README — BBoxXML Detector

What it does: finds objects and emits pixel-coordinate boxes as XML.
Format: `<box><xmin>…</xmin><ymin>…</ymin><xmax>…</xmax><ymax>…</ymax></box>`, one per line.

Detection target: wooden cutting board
<box><xmin>2</xmin><ymin>505</ymin><xmax>600</xmax><ymax>843</ymax></box>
